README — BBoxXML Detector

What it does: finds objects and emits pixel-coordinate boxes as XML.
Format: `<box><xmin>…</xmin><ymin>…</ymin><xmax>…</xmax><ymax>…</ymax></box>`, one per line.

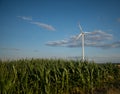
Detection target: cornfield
<box><xmin>0</xmin><ymin>59</ymin><xmax>120</xmax><ymax>94</ymax></box>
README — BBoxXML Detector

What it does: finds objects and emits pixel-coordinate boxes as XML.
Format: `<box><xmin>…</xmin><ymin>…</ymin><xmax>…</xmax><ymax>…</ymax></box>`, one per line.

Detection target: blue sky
<box><xmin>0</xmin><ymin>0</ymin><xmax>120</xmax><ymax>62</ymax></box>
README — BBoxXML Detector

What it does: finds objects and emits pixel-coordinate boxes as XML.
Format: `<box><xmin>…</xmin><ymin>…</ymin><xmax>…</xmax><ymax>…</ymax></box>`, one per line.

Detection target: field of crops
<box><xmin>0</xmin><ymin>59</ymin><xmax>120</xmax><ymax>94</ymax></box>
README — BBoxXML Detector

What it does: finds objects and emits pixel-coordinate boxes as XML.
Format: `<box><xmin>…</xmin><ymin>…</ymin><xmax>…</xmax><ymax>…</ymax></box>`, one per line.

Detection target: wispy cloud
<box><xmin>30</xmin><ymin>21</ymin><xmax>56</xmax><ymax>31</ymax></box>
<box><xmin>46</xmin><ymin>30</ymin><xmax>119</xmax><ymax>49</ymax></box>
<box><xmin>18</xmin><ymin>16</ymin><xmax>32</xmax><ymax>21</ymax></box>
<box><xmin>18</xmin><ymin>16</ymin><xmax>56</xmax><ymax>31</ymax></box>
<box><xmin>1</xmin><ymin>47</ymin><xmax>21</xmax><ymax>51</ymax></box>
<box><xmin>117</xmin><ymin>18</ymin><xmax>120</xmax><ymax>22</ymax></box>
<box><xmin>33</xmin><ymin>50</ymin><xmax>39</xmax><ymax>52</ymax></box>
<box><xmin>46</xmin><ymin>40</ymin><xmax>69</xmax><ymax>46</ymax></box>
<box><xmin>100</xmin><ymin>41</ymin><xmax>120</xmax><ymax>48</ymax></box>
<box><xmin>70</xmin><ymin>30</ymin><xmax>113</xmax><ymax>41</ymax></box>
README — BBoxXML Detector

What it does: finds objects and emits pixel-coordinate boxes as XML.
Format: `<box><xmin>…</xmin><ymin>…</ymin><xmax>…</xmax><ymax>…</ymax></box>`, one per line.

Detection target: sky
<box><xmin>0</xmin><ymin>0</ymin><xmax>120</xmax><ymax>62</ymax></box>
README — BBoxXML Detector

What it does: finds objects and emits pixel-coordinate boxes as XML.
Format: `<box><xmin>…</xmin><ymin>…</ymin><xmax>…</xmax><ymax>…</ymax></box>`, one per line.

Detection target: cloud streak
<box><xmin>0</xmin><ymin>47</ymin><xmax>21</xmax><ymax>51</ymax></box>
<box><xmin>18</xmin><ymin>16</ymin><xmax>56</xmax><ymax>31</ymax></box>
<box><xmin>18</xmin><ymin>16</ymin><xmax>32</xmax><ymax>21</ymax></box>
<box><xmin>46</xmin><ymin>30</ymin><xmax>120</xmax><ymax>49</ymax></box>
<box><xmin>30</xmin><ymin>22</ymin><xmax>56</xmax><ymax>31</ymax></box>
<box><xmin>46</xmin><ymin>40</ymin><xmax>69</xmax><ymax>46</ymax></box>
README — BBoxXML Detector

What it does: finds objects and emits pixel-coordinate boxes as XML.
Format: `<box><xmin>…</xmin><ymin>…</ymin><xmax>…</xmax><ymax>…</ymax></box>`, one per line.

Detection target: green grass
<box><xmin>0</xmin><ymin>58</ymin><xmax>120</xmax><ymax>94</ymax></box>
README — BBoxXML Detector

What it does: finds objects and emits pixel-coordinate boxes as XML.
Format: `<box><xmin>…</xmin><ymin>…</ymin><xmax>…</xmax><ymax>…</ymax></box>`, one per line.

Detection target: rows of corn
<box><xmin>0</xmin><ymin>59</ymin><xmax>120</xmax><ymax>94</ymax></box>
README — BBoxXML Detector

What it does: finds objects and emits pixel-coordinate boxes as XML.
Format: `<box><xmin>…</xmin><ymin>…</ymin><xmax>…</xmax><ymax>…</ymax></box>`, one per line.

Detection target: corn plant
<box><xmin>0</xmin><ymin>58</ymin><xmax>120</xmax><ymax>94</ymax></box>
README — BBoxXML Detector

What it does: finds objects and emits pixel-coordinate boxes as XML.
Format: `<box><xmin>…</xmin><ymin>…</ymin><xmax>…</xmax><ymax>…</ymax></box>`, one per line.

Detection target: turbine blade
<box><xmin>76</xmin><ymin>33</ymin><xmax>82</xmax><ymax>40</ymax></box>
<box><xmin>78</xmin><ymin>23</ymin><xmax>83</xmax><ymax>33</ymax></box>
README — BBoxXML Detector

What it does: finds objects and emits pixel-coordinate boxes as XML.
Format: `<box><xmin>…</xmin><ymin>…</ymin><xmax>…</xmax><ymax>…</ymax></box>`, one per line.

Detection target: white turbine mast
<box><xmin>76</xmin><ymin>23</ymin><xmax>90</xmax><ymax>61</ymax></box>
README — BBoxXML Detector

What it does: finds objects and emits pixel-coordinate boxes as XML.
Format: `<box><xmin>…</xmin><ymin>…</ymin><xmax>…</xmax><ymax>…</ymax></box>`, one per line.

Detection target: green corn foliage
<box><xmin>0</xmin><ymin>59</ymin><xmax>120</xmax><ymax>94</ymax></box>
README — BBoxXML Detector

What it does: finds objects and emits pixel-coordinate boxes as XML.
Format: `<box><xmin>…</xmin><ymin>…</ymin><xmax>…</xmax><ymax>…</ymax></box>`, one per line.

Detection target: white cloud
<box><xmin>86</xmin><ymin>30</ymin><xmax>113</xmax><ymax>41</ymax></box>
<box><xmin>46</xmin><ymin>40</ymin><xmax>69</xmax><ymax>46</ymax></box>
<box><xmin>46</xmin><ymin>30</ymin><xmax>120</xmax><ymax>49</ymax></box>
<box><xmin>30</xmin><ymin>22</ymin><xmax>56</xmax><ymax>31</ymax></box>
<box><xmin>18</xmin><ymin>16</ymin><xmax>32</xmax><ymax>21</ymax></box>
<box><xmin>18</xmin><ymin>16</ymin><xmax>56</xmax><ymax>31</ymax></box>
<box><xmin>70</xmin><ymin>30</ymin><xmax>113</xmax><ymax>41</ymax></box>
<box><xmin>101</xmin><ymin>41</ymin><xmax>120</xmax><ymax>48</ymax></box>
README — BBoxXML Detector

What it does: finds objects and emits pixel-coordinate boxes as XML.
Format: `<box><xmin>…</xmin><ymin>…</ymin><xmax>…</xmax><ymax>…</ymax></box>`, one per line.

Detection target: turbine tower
<box><xmin>76</xmin><ymin>23</ymin><xmax>90</xmax><ymax>61</ymax></box>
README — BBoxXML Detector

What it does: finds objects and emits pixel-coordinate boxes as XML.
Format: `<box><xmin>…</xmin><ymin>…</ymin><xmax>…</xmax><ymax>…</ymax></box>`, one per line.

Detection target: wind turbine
<box><xmin>76</xmin><ymin>23</ymin><xmax>90</xmax><ymax>61</ymax></box>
